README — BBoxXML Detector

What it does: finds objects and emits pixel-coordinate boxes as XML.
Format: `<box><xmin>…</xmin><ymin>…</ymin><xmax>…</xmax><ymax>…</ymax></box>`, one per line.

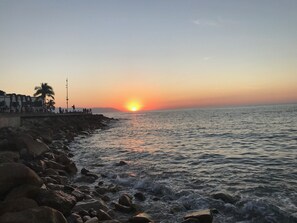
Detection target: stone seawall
<box><xmin>0</xmin><ymin>115</ymin><xmax>21</xmax><ymax>128</ymax></box>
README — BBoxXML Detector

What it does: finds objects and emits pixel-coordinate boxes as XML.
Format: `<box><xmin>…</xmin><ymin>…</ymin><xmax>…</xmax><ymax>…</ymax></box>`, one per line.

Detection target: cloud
<box><xmin>193</xmin><ymin>17</ymin><xmax>239</xmax><ymax>27</ymax></box>
<box><xmin>193</xmin><ymin>19</ymin><xmax>219</xmax><ymax>27</ymax></box>
<box><xmin>203</xmin><ymin>57</ymin><xmax>212</xmax><ymax>61</ymax></box>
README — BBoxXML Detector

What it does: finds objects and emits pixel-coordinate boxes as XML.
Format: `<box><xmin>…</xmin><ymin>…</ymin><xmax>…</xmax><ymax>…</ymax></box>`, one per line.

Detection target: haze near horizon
<box><xmin>1</xmin><ymin>0</ymin><xmax>296</xmax><ymax>111</ymax></box>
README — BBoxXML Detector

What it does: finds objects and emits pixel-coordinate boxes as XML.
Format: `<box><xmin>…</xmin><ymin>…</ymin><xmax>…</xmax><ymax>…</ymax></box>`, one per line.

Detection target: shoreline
<box><xmin>0</xmin><ymin>113</ymin><xmax>213</xmax><ymax>223</ymax></box>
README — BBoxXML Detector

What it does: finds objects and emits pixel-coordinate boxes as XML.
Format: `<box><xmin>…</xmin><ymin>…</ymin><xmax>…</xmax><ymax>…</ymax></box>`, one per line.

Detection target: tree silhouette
<box><xmin>46</xmin><ymin>99</ymin><xmax>55</xmax><ymax>112</ymax></box>
<box><xmin>34</xmin><ymin>83</ymin><xmax>55</xmax><ymax>108</ymax></box>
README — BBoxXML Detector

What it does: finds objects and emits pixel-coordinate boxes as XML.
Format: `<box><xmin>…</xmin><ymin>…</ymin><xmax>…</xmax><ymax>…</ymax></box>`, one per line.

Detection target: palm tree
<box><xmin>34</xmin><ymin>83</ymin><xmax>55</xmax><ymax>108</ymax></box>
<box><xmin>46</xmin><ymin>99</ymin><xmax>55</xmax><ymax>112</ymax></box>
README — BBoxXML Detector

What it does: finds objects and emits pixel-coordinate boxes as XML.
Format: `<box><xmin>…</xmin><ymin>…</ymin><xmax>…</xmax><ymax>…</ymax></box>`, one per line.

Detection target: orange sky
<box><xmin>1</xmin><ymin>1</ymin><xmax>297</xmax><ymax>111</ymax></box>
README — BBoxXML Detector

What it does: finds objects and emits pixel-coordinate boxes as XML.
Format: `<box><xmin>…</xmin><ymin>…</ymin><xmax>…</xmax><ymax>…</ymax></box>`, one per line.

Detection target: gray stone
<box><xmin>0</xmin><ymin>151</ymin><xmax>20</xmax><ymax>163</ymax></box>
<box><xmin>73</xmin><ymin>199</ymin><xmax>108</xmax><ymax>212</ymax></box>
<box><xmin>85</xmin><ymin>217</ymin><xmax>99</xmax><ymax>223</ymax></box>
<box><xmin>184</xmin><ymin>209</ymin><xmax>213</xmax><ymax>223</ymax></box>
<box><xmin>18</xmin><ymin>134</ymin><xmax>49</xmax><ymax>157</ymax></box>
<box><xmin>0</xmin><ymin>197</ymin><xmax>38</xmax><ymax>215</ymax></box>
<box><xmin>0</xmin><ymin>206</ymin><xmax>67</xmax><ymax>223</ymax></box>
<box><xmin>130</xmin><ymin>212</ymin><xmax>154</xmax><ymax>223</ymax></box>
<box><xmin>0</xmin><ymin>163</ymin><xmax>43</xmax><ymax>197</ymax></box>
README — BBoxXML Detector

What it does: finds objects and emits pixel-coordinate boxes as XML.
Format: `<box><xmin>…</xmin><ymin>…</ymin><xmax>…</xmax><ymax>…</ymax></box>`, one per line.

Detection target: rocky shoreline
<box><xmin>0</xmin><ymin>114</ymin><xmax>214</xmax><ymax>223</ymax></box>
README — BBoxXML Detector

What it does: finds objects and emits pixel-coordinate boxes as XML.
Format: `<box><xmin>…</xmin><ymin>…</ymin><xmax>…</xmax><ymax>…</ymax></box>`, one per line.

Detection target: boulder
<box><xmin>130</xmin><ymin>213</ymin><xmax>154</xmax><ymax>223</ymax></box>
<box><xmin>184</xmin><ymin>209</ymin><xmax>213</xmax><ymax>223</ymax></box>
<box><xmin>211</xmin><ymin>192</ymin><xmax>238</xmax><ymax>204</ymax></box>
<box><xmin>182</xmin><ymin>218</ymin><xmax>200</xmax><ymax>223</ymax></box>
<box><xmin>4</xmin><ymin>184</ymin><xmax>40</xmax><ymax>200</ymax></box>
<box><xmin>100</xmin><ymin>220</ymin><xmax>121</xmax><ymax>223</ymax></box>
<box><xmin>73</xmin><ymin>199</ymin><xmax>108</xmax><ymax>212</ymax></box>
<box><xmin>119</xmin><ymin>194</ymin><xmax>133</xmax><ymax>207</ymax></box>
<box><xmin>56</xmin><ymin>153</ymin><xmax>72</xmax><ymax>165</ymax></box>
<box><xmin>0</xmin><ymin>197</ymin><xmax>38</xmax><ymax>215</ymax></box>
<box><xmin>75</xmin><ymin>175</ymin><xmax>97</xmax><ymax>183</ymax></box>
<box><xmin>71</xmin><ymin>189</ymin><xmax>85</xmax><ymax>201</ymax></box>
<box><xmin>44</xmin><ymin>160</ymin><xmax>65</xmax><ymax>170</ymax></box>
<box><xmin>97</xmin><ymin>209</ymin><xmax>113</xmax><ymax>221</ymax></box>
<box><xmin>116</xmin><ymin>160</ymin><xmax>128</xmax><ymax>166</ymax></box>
<box><xmin>85</xmin><ymin>217</ymin><xmax>99</xmax><ymax>223</ymax></box>
<box><xmin>113</xmin><ymin>202</ymin><xmax>133</xmax><ymax>213</ymax></box>
<box><xmin>0</xmin><ymin>163</ymin><xmax>43</xmax><ymax>197</ymax></box>
<box><xmin>67</xmin><ymin>213</ymin><xmax>84</xmax><ymax>223</ymax></box>
<box><xmin>18</xmin><ymin>134</ymin><xmax>49</xmax><ymax>157</ymax></box>
<box><xmin>0</xmin><ymin>206</ymin><xmax>67</xmax><ymax>223</ymax></box>
<box><xmin>0</xmin><ymin>138</ymin><xmax>19</xmax><ymax>152</ymax></box>
<box><xmin>65</xmin><ymin>161</ymin><xmax>78</xmax><ymax>174</ymax></box>
<box><xmin>81</xmin><ymin>167</ymin><xmax>90</xmax><ymax>175</ymax></box>
<box><xmin>33</xmin><ymin>189</ymin><xmax>76</xmax><ymax>216</ymax></box>
<box><xmin>0</xmin><ymin>151</ymin><xmax>20</xmax><ymax>163</ymax></box>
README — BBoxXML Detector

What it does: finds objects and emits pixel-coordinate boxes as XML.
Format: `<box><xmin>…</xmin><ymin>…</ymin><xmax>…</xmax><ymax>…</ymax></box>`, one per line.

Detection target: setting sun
<box><xmin>126</xmin><ymin>100</ymin><xmax>142</xmax><ymax>112</ymax></box>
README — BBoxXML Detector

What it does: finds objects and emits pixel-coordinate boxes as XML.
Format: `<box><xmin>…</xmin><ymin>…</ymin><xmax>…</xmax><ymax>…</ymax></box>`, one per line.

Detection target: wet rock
<box><xmin>0</xmin><ymin>151</ymin><xmax>20</xmax><ymax>163</ymax></box>
<box><xmin>81</xmin><ymin>167</ymin><xmax>90</xmax><ymax>175</ymax></box>
<box><xmin>97</xmin><ymin>209</ymin><xmax>113</xmax><ymax>221</ymax></box>
<box><xmin>182</xmin><ymin>218</ymin><xmax>200</xmax><ymax>223</ymax></box>
<box><xmin>0</xmin><ymin>163</ymin><xmax>43</xmax><ymax>197</ymax></box>
<box><xmin>95</xmin><ymin>186</ymin><xmax>108</xmax><ymax>195</ymax></box>
<box><xmin>98</xmin><ymin>181</ymin><xmax>104</xmax><ymax>186</ymax></box>
<box><xmin>86</xmin><ymin>172</ymin><xmax>99</xmax><ymax>179</ymax></box>
<box><xmin>63</xmin><ymin>185</ymin><xmax>75</xmax><ymax>192</ymax></box>
<box><xmin>116</xmin><ymin>160</ymin><xmax>128</xmax><ymax>166</ymax></box>
<box><xmin>212</xmin><ymin>192</ymin><xmax>238</xmax><ymax>204</ymax></box>
<box><xmin>184</xmin><ymin>209</ymin><xmax>213</xmax><ymax>223</ymax></box>
<box><xmin>75</xmin><ymin>175</ymin><xmax>97</xmax><ymax>183</ymax></box>
<box><xmin>18</xmin><ymin>134</ymin><xmax>49</xmax><ymax>157</ymax></box>
<box><xmin>65</xmin><ymin>161</ymin><xmax>78</xmax><ymax>175</ymax></box>
<box><xmin>134</xmin><ymin>192</ymin><xmax>146</xmax><ymax>201</ymax></box>
<box><xmin>0</xmin><ymin>206</ymin><xmax>67</xmax><ymax>223</ymax></box>
<box><xmin>79</xmin><ymin>210</ymin><xmax>89</xmax><ymax>217</ymax></box>
<box><xmin>44</xmin><ymin>152</ymin><xmax>56</xmax><ymax>160</ymax></box>
<box><xmin>81</xmin><ymin>167</ymin><xmax>99</xmax><ymax>179</ymax></box>
<box><xmin>77</xmin><ymin>185</ymin><xmax>91</xmax><ymax>194</ymax></box>
<box><xmin>73</xmin><ymin>199</ymin><xmax>108</xmax><ymax>212</ymax></box>
<box><xmin>0</xmin><ymin>197</ymin><xmax>38</xmax><ymax>215</ymax></box>
<box><xmin>89</xmin><ymin>209</ymin><xmax>97</xmax><ymax>217</ymax></box>
<box><xmin>85</xmin><ymin>217</ymin><xmax>99</xmax><ymax>223</ymax></box>
<box><xmin>45</xmin><ymin>168</ymin><xmax>60</xmax><ymax>176</ymax></box>
<box><xmin>67</xmin><ymin>213</ymin><xmax>84</xmax><ymax>223</ymax></box>
<box><xmin>107</xmin><ymin>184</ymin><xmax>121</xmax><ymax>193</ymax></box>
<box><xmin>100</xmin><ymin>221</ymin><xmax>121</xmax><ymax>223</ymax></box>
<box><xmin>113</xmin><ymin>202</ymin><xmax>134</xmax><ymax>213</ymax></box>
<box><xmin>119</xmin><ymin>194</ymin><xmax>133</xmax><ymax>207</ymax></box>
<box><xmin>55</xmin><ymin>153</ymin><xmax>72</xmax><ymax>165</ymax></box>
<box><xmin>129</xmin><ymin>213</ymin><xmax>154</xmax><ymax>223</ymax></box>
<box><xmin>71</xmin><ymin>189</ymin><xmax>86</xmax><ymax>201</ymax></box>
<box><xmin>50</xmin><ymin>175</ymin><xmax>69</xmax><ymax>184</ymax></box>
<box><xmin>33</xmin><ymin>189</ymin><xmax>77</xmax><ymax>216</ymax></box>
<box><xmin>46</xmin><ymin>183</ymin><xmax>64</xmax><ymax>191</ymax></box>
<box><xmin>83</xmin><ymin>215</ymin><xmax>92</xmax><ymax>222</ymax></box>
<box><xmin>38</xmin><ymin>129</ymin><xmax>53</xmax><ymax>144</ymax></box>
<box><xmin>44</xmin><ymin>160</ymin><xmax>65</xmax><ymax>170</ymax></box>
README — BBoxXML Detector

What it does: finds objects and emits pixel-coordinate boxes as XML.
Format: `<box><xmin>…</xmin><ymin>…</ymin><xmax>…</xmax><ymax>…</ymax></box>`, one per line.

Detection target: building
<box><xmin>0</xmin><ymin>91</ymin><xmax>44</xmax><ymax>113</ymax></box>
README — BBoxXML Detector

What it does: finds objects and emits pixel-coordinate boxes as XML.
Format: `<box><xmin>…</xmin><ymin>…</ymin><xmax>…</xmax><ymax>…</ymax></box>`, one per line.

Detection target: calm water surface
<box><xmin>71</xmin><ymin>104</ymin><xmax>297</xmax><ymax>222</ymax></box>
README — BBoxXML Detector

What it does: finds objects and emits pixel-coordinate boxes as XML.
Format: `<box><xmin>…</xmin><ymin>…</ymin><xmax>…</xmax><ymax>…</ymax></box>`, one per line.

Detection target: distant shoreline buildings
<box><xmin>0</xmin><ymin>91</ymin><xmax>44</xmax><ymax>113</ymax></box>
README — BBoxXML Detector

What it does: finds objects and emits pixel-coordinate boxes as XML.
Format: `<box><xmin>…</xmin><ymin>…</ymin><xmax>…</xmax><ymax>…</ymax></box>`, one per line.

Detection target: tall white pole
<box><xmin>66</xmin><ymin>78</ymin><xmax>69</xmax><ymax>111</ymax></box>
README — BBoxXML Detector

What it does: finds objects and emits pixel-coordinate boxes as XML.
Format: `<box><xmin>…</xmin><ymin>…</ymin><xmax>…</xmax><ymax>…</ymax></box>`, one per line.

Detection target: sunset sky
<box><xmin>1</xmin><ymin>0</ymin><xmax>297</xmax><ymax>111</ymax></box>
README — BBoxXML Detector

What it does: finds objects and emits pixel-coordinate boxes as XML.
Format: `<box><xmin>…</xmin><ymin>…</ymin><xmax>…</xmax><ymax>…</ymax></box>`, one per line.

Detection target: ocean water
<box><xmin>71</xmin><ymin>104</ymin><xmax>297</xmax><ymax>223</ymax></box>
